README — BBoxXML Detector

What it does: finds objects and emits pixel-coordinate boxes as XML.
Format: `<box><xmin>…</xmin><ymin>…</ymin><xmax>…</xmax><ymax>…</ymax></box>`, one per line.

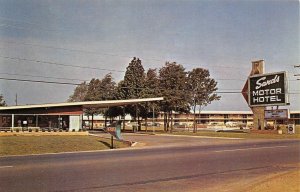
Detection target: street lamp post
<box><xmin>152</xmin><ymin>105</ymin><xmax>155</xmax><ymax>134</ymax></box>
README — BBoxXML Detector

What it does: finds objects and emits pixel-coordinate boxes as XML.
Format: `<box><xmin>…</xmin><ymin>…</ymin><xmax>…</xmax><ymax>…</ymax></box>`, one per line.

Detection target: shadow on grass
<box><xmin>98</xmin><ymin>140</ymin><xmax>113</xmax><ymax>149</ymax></box>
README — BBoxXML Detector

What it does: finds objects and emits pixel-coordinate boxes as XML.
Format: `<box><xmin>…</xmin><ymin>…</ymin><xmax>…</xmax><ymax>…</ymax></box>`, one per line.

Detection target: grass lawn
<box><xmin>169</xmin><ymin>125</ymin><xmax>300</xmax><ymax>139</ymax></box>
<box><xmin>171</xmin><ymin>131</ymin><xmax>300</xmax><ymax>139</ymax></box>
<box><xmin>112</xmin><ymin>125</ymin><xmax>300</xmax><ymax>139</ymax></box>
<box><xmin>0</xmin><ymin>135</ymin><xmax>130</xmax><ymax>156</ymax></box>
<box><xmin>154</xmin><ymin>125</ymin><xmax>300</xmax><ymax>139</ymax></box>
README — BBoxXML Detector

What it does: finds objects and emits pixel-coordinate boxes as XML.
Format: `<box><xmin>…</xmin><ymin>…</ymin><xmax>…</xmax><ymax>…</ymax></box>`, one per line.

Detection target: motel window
<box><xmin>291</xmin><ymin>114</ymin><xmax>300</xmax><ymax>118</ymax></box>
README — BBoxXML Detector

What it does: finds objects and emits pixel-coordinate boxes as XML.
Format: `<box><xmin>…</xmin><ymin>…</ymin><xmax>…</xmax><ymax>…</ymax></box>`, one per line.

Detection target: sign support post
<box><xmin>152</xmin><ymin>105</ymin><xmax>155</xmax><ymax>134</ymax></box>
<box><xmin>250</xmin><ymin>60</ymin><xmax>266</xmax><ymax>130</ymax></box>
<box><xmin>111</xmin><ymin>135</ymin><xmax>114</xmax><ymax>149</ymax></box>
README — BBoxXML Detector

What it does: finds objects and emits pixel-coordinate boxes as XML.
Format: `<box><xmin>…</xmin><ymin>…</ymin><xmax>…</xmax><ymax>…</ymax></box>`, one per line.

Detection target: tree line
<box><xmin>69</xmin><ymin>57</ymin><xmax>220</xmax><ymax>132</ymax></box>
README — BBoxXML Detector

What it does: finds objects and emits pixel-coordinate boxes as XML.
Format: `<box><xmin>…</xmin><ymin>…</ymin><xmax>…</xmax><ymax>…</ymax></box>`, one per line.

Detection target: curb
<box><xmin>156</xmin><ymin>133</ymin><xmax>244</xmax><ymax>140</ymax></box>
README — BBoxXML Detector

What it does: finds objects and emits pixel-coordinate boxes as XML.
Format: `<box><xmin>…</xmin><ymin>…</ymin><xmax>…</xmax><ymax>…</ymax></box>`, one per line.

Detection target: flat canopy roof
<box><xmin>0</xmin><ymin>97</ymin><xmax>164</xmax><ymax>113</ymax></box>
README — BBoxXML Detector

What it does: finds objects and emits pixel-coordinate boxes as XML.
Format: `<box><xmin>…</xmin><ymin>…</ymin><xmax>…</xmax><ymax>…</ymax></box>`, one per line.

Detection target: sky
<box><xmin>0</xmin><ymin>0</ymin><xmax>299</xmax><ymax>111</ymax></box>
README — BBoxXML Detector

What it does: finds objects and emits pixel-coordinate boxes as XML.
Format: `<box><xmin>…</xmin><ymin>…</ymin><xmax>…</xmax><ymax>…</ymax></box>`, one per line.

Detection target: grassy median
<box><xmin>0</xmin><ymin>135</ymin><xmax>130</xmax><ymax>156</ymax></box>
<box><xmin>171</xmin><ymin>131</ymin><xmax>300</xmax><ymax>139</ymax></box>
<box><xmin>166</xmin><ymin>125</ymin><xmax>300</xmax><ymax>139</ymax></box>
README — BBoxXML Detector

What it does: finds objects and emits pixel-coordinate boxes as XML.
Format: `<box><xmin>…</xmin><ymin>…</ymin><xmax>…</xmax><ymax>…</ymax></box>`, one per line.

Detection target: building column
<box><xmin>80</xmin><ymin>114</ymin><xmax>83</xmax><ymax>129</ymax></box>
<box><xmin>36</xmin><ymin>115</ymin><xmax>39</xmax><ymax>127</ymax></box>
<box><xmin>11</xmin><ymin>114</ymin><xmax>14</xmax><ymax>129</ymax></box>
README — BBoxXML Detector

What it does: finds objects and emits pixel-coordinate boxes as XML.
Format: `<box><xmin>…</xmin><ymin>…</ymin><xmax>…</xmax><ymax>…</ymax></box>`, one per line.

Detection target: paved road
<box><xmin>0</xmin><ymin>135</ymin><xmax>299</xmax><ymax>192</ymax></box>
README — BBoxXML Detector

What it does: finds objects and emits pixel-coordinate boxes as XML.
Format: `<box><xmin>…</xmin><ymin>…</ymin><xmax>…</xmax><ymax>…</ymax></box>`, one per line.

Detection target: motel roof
<box><xmin>0</xmin><ymin>97</ymin><xmax>164</xmax><ymax>111</ymax></box>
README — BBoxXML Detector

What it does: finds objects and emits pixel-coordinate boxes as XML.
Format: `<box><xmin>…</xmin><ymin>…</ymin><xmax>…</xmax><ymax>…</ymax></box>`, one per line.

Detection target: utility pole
<box><xmin>294</xmin><ymin>65</ymin><xmax>300</xmax><ymax>80</ymax></box>
<box><xmin>152</xmin><ymin>104</ymin><xmax>155</xmax><ymax>134</ymax></box>
<box><xmin>15</xmin><ymin>93</ymin><xmax>18</xmax><ymax>106</ymax></box>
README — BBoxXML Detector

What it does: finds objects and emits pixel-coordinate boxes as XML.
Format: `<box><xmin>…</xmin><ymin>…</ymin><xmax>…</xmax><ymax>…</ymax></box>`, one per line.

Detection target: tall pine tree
<box><xmin>187</xmin><ymin>68</ymin><xmax>220</xmax><ymax>132</ymax></box>
<box><xmin>121</xmin><ymin>57</ymin><xmax>145</xmax><ymax>130</ymax></box>
<box><xmin>159</xmin><ymin>62</ymin><xmax>189</xmax><ymax>132</ymax></box>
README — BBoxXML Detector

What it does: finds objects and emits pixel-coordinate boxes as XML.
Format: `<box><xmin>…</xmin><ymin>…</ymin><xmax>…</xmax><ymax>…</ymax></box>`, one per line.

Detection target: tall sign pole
<box><xmin>250</xmin><ymin>60</ymin><xmax>266</xmax><ymax>130</ymax></box>
<box><xmin>242</xmin><ymin>60</ymin><xmax>266</xmax><ymax>130</ymax></box>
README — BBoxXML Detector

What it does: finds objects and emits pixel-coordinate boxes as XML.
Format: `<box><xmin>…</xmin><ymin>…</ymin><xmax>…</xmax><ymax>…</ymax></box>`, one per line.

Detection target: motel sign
<box><xmin>248</xmin><ymin>71</ymin><xmax>288</xmax><ymax>107</ymax></box>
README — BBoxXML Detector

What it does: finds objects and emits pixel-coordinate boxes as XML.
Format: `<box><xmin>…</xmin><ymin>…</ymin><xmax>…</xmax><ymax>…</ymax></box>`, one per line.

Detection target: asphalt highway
<box><xmin>0</xmin><ymin>135</ymin><xmax>299</xmax><ymax>192</ymax></box>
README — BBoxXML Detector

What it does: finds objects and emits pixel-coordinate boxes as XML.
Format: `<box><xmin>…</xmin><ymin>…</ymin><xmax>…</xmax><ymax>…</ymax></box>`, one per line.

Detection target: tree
<box><xmin>98</xmin><ymin>73</ymin><xmax>116</xmax><ymax>101</ymax></box>
<box><xmin>0</xmin><ymin>94</ymin><xmax>6</xmax><ymax>106</ymax></box>
<box><xmin>119</xmin><ymin>57</ymin><xmax>146</xmax><ymax>130</ymax></box>
<box><xmin>97</xmin><ymin>74</ymin><xmax>121</xmax><ymax>126</ymax></box>
<box><xmin>140</xmin><ymin>68</ymin><xmax>161</xmax><ymax>131</ymax></box>
<box><xmin>84</xmin><ymin>74</ymin><xmax>118</xmax><ymax>128</ymax></box>
<box><xmin>84</xmin><ymin>78</ymin><xmax>102</xmax><ymax>130</ymax></box>
<box><xmin>142</xmin><ymin>68</ymin><xmax>160</xmax><ymax>98</ymax></box>
<box><xmin>85</xmin><ymin>78</ymin><xmax>101</xmax><ymax>101</ymax></box>
<box><xmin>68</xmin><ymin>82</ymin><xmax>88</xmax><ymax>102</ymax></box>
<box><xmin>120</xmin><ymin>57</ymin><xmax>145</xmax><ymax>99</ymax></box>
<box><xmin>187</xmin><ymin>68</ymin><xmax>220</xmax><ymax>132</ymax></box>
<box><xmin>159</xmin><ymin>62</ymin><xmax>190</xmax><ymax>132</ymax></box>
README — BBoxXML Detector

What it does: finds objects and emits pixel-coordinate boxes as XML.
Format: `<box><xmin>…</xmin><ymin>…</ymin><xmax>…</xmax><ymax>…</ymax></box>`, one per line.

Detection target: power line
<box><xmin>3</xmin><ymin>39</ymin><xmax>296</xmax><ymax>73</ymax></box>
<box><xmin>1</xmin><ymin>77</ymin><xmax>299</xmax><ymax>95</ymax></box>
<box><xmin>0</xmin><ymin>55</ymin><xmax>257</xmax><ymax>81</ymax></box>
<box><xmin>0</xmin><ymin>40</ymin><xmax>251</xmax><ymax>70</ymax></box>
<box><xmin>0</xmin><ymin>26</ymin><xmax>245</xmax><ymax>67</ymax></box>
<box><xmin>0</xmin><ymin>16</ymin><xmax>70</xmax><ymax>32</ymax></box>
<box><xmin>0</xmin><ymin>21</ymin><xmax>262</xmax><ymax>69</ymax></box>
<box><xmin>0</xmin><ymin>72</ymin><xmax>89</xmax><ymax>82</ymax></box>
<box><xmin>0</xmin><ymin>55</ymin><xmax>125</xmax><ymax>73</ymax></box>
<box><xmin>0</xmin><ymin>22</ymin><xmax>297</xmax><ymax>71</ymax></box>
<box><xmin>293</xmin><ymin>65</ymin><xmax>300</xmax><ymax>78</ymax></box>
<box><xmin>0</xmin><ymin>71</ymin><xmax>249</xmax><ymax>83</ymax></box>
<box><xmin>0</xmin><ymin>58</ymin><xmax>297</xmax><ymax>85</ymax></box>
<box><xmin>0</xmin><ymin>21</ymin><xmax>67</xmax><ymax>34</ymax></box>
<box><xmin>0</xmin><ymin>40</ymin><xmax>140</xmax><ymax>60</ymax></box>
<box><xmin>0</xmin><ymin>77</ymin><xmax>81</xmax><ymax>85</ymax></box>
<box><xmin>294</xmin><ymin>64</ymin><xmax>300</xmax><ymax>77</ymax></box>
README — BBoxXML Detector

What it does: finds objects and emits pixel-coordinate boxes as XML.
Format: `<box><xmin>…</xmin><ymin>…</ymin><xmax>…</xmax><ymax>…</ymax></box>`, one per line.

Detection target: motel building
<box><xmin>82</xmin><ymin>110</ymin><xmax>300</xmax><ymax>130</ymax></box>
<box><xmin>0</xmin><ymin>98</ymin><xmax>163</xmax><ymax>132</ymax></box>
<box><xmin>0</xmin><ymin>97</ymin><xmax>298</xmax><ymax>132</ymax></box>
